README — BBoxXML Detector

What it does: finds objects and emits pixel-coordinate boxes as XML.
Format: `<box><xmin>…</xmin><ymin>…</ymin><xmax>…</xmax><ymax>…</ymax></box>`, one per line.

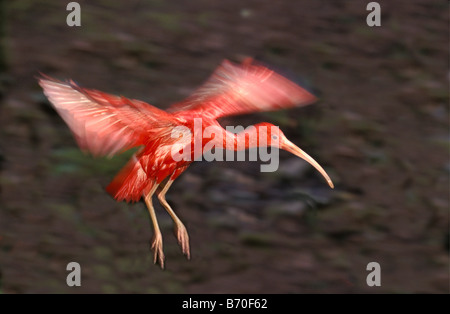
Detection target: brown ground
<box><xmin>0</xmin><ymin>0</ymin><xmax>448</xmax><ymax>293</ymax></box>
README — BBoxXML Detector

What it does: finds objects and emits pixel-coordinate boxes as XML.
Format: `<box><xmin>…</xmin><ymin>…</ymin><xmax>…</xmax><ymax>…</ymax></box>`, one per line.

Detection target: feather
<box><xmin>39</xmin><ymin>77</ymin><xmax>173</xmax><ymax>157</ymax></box>
<box><xmin>169</xmin><ymin>59</ymin><xmax>317</xmax><ymax>119</ymax></box>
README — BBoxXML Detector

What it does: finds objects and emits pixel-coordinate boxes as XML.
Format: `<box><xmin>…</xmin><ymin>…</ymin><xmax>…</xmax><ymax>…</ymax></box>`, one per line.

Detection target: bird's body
<box><xmin>39</xmin><ymin>59</ymin><xmax>334</xmax><ymax>268</ymax></box>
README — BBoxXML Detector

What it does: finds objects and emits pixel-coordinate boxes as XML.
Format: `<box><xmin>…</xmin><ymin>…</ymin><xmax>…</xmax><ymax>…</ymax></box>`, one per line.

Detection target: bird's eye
<box><xmin>272</xmin><ymin>135</ymin><xmax>278</xmax><ymax>140</ymax></box>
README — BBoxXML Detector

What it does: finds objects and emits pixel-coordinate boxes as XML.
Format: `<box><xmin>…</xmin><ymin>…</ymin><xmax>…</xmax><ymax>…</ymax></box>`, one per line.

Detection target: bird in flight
<box><xmin>39</xmin><ymin>59</ymin><xmax>334</xmax><ymax>268</ymax></box>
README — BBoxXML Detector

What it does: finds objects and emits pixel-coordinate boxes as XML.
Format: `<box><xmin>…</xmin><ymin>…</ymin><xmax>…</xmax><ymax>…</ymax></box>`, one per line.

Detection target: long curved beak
<box><xmin>281</xmin><ymin>139</ymin><xmax>334</xmax><ymax>189</ymax></box>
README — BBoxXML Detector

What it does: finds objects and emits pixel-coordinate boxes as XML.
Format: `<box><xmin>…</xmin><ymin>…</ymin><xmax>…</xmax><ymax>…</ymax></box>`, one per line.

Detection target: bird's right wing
<box><xmin>39</xmin><ymin>76</ymin><xmax>174</xmax><ymax>157</ymax></box>
<box><xmin>169</xmin><ymin>59</ymin><xmax>317</xmax><ymax>119</ymax></box>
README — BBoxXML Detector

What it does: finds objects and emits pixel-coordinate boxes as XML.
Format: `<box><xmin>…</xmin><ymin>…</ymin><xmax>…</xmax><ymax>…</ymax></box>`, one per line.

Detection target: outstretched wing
<box><xmin>39</xmin><ymin>76</ymin><xmax>173</xmax><ymax>157</ymax></box>
<box><xmin>169</xmin><ymin>59</ymin><xmax>317</xmax><ymax>119</ymax></box>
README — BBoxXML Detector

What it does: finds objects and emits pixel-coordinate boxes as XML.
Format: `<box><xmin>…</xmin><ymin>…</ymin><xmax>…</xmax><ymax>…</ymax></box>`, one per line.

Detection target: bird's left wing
<box><xmin>39</xmin><ymin>76</ymin><xmax>173</xmax><ymax>157</ymax></box>
<box><xmin>169</xmin><ymin>59</ymin><xmax>317</xmax><ymax>119</ymax></box>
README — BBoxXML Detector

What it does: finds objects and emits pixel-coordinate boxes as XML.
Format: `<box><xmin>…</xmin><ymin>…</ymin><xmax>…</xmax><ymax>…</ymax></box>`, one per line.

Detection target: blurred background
<box><xmin>0</xmin><ymin>0</ymin><xmax>448</xmax><ymax>293</ymax></box>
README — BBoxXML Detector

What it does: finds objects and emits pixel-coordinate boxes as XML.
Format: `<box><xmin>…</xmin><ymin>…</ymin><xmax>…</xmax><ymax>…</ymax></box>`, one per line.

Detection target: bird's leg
<box><xmin>144</xmin><ymin>184</ymin><xmax>165</xmax><ymax>269</ymax></box>
<box><xmin>157</xmin><ymin>178</ymin><xmax>191</xmax><ymax>260</ymax></box>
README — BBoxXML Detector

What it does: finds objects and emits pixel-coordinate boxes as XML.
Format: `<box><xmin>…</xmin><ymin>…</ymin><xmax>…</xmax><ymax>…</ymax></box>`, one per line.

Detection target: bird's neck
<box><xmin>215</xmin><ymin>125</ymin><xmax>264</xmax><ymax>151</ymax></box>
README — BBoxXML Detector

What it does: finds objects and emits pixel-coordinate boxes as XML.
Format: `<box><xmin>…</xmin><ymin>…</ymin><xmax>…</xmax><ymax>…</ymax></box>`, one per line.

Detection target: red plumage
<box><xmin>39</xmin><ymin>59</ymin><xmax>333</xmax><ymax>268</ymax></box>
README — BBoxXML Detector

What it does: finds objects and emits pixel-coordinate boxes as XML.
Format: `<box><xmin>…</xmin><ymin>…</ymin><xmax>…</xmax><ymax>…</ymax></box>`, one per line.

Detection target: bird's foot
<box><xmin>175</xmin><ymin>223</ymin><xmax>190</xmax><ymax>260</ymax></box>
<box><xmin>151</xmin><ymin>233</ymin><xmax>165</xmax><ymax>269</ymax></box>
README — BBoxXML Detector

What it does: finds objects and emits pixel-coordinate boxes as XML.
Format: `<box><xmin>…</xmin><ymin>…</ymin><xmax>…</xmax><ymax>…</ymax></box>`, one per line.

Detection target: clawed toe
<box><xmin>175</xmin><ymin>223</ymin><xmax>191</xmax><ymax>260</ymax></box>
<box><xmin>151</xmin><ymin>234</ymin><xmax>165</xmax><ymax>269</ymax></box>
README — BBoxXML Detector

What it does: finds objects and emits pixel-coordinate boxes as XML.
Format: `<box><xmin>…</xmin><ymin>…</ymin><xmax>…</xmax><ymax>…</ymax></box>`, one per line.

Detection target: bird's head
<box><xmin>255</xmin><ymin>122</ymin><xmax>334</xmax><ymax>189</ymax></box>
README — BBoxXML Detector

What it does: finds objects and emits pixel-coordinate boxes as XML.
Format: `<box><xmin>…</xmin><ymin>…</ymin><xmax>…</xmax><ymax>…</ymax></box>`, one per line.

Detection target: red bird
<box><xmin>39</xmin><ymin>59</ymin><xmax>334</xmax><ymax>268</ymax></box>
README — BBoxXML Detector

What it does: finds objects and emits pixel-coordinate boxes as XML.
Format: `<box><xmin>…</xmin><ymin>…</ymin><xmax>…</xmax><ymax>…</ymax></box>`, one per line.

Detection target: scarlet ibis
<box><xmin>39</xmin><ymin>59</ymin><xmax>334</xmax><ymax>268</ymax></box>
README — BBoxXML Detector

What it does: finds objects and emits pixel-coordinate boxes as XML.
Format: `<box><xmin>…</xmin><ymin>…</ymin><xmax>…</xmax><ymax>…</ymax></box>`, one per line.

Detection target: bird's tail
<box><xmin>106</xmin><ymin>155</ymin><xmax>154</xmax><ymax>202</ymax></box>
